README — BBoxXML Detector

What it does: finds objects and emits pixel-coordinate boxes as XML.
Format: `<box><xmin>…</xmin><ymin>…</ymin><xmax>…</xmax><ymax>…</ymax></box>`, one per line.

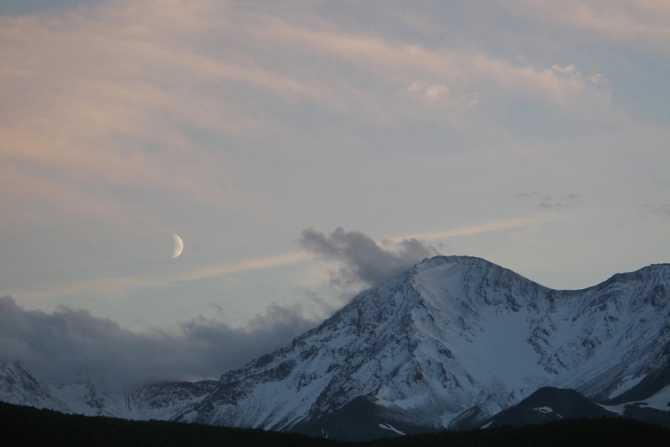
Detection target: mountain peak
<box><xmin>178</xmin><ymin>255</ymin><xmax>670</xmax><ymax>437</ymax></box>
<box><xmin>2</xmin><ymin>257</ymin><xmax>670</xmax><ymax>441</ymax></box>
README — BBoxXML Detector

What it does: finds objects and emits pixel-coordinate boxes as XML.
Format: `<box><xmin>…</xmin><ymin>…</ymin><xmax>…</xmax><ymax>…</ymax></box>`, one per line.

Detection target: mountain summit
<box><xmin>175</xmin><ymin>256</ymin><xmax>670</xmax><ymax>439</ymax></box>
<box><xmin>2</xmin><ymin>256</ymin><xmax>670</xmax><ymax>441</ymax></box>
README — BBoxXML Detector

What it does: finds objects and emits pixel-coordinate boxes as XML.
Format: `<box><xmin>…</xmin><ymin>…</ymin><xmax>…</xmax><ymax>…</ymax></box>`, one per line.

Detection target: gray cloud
<box><xmin>0</xmin><ymin>296</ymin><xmax>316</xmax><ymax>392</ymax></box>
<box><xmin>299</xmin><ymin>227</ymin><xmax>439</xmax><ymax>288</ymax></box>
<box><xmin>515</xmin><ymin>192</ymin><xmax>580</xmax><ymax>209</ymax></box>
<box><xmin>642</xmin><ymin>203</ymin><xmax>670</xmax><ymax>217</ymax></box>
<box><xmin>537</xmin><ymin>195</ymin><xmax>577</xmax><ymax>209</ymax></box>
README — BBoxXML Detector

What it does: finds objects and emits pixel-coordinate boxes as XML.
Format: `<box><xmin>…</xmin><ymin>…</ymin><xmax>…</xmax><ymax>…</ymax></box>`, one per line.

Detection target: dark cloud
<box><xmin>299</xmin><ymin>227</ymin><xmax>439</xmax><ymax>288</ymax></box>
<box><xmin>0</xmin><ymin>296</ymin><xmax>316</xmax><ymax>391</ymax></box>
<box><xmin>642</xmin><ymin>203</ymin><xmax>670</xmax><ymax>217</ymax></box>
<box><xmin>515</xmin><ymin>192</ymin><xmax>580</xmax><ymax>208</ymax></box>
<box><xmin>538</xmin><ymin>194</ymin><xmax>580</xmax><ymax>208</ymax></box>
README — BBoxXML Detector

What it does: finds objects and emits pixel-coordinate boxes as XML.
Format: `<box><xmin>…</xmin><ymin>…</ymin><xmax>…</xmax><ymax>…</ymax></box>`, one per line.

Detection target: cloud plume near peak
<box><xmin>299</xmin><ymin>227</ymin><xmax>440</xmax><ymax>288</ymax></box>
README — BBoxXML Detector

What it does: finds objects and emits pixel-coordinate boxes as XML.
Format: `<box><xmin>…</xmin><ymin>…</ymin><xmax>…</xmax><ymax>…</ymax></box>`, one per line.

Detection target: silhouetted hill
<box><xmin>3</xmin><ymin>400</ymin><xmax>670</xmax><ymax>447</ymax></box>
<box><xmin>481</xmin><ymin>387</ymin><xmax>619</xmax><ymax>428</ymax></box>
<box><xmin>0</xmin><ymin>401</ymin><xmax>339</xmax><ymax>447</ymax></box>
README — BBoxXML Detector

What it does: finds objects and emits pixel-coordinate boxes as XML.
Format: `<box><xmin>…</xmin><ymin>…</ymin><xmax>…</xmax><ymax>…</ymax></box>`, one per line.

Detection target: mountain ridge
<box><xmin>175</xmin><ymin>255</ymin><xmax>670</xmax><ymax>437</ymax></box>
<box><xmin>2</xmin><ymin>255</ymin><xmax>669</xmax><ymax>440</ymax></box>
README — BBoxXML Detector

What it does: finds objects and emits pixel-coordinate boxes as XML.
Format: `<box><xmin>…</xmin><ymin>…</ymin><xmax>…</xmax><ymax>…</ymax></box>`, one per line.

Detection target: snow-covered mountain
<box><xmin>0</xmin><ymin>361</ymin><xmax>217</xmax><ymax>420</ymax></box>
<box><xmin>2</xmin><ymin>256</ymin><xmax>670</xmax><ymax>440</ymax></box>
<box><xmin>174</xmin><ymin>256</ymin><xmax>670</xmax><ymax>439</ymax></box>
<box><xmin>0</xmin><ymin>363</ymin><xmax>70</xmax><ymax>412</ymax></box>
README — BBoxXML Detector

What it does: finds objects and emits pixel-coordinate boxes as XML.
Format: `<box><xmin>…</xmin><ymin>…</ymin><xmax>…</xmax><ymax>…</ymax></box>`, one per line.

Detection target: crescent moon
<box><xmin>172</xmin><ymin>234</ymin><xmax>184</xmax><ymax>259</ymax></box>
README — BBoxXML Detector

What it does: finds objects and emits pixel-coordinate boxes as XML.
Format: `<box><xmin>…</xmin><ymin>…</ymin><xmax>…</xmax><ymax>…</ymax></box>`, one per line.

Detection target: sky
<box><xmin>1</xmin><ymin>0</ymin><xmax>669</xmax><ymax>390</ymax></box>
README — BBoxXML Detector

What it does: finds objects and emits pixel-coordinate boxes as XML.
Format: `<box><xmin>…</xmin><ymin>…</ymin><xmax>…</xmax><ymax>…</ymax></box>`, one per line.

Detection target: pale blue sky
<box><xmin>1</xmin><ymin>1</ymin><xmax>669</xmax><ymax>381</ymax></box>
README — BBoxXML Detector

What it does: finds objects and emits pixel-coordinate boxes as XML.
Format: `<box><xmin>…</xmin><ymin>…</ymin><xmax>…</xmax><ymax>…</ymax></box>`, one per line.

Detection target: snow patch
<box><xmin>607</xmin><ymin>375</ymin><xmax>645</xmax><ymax>400</ymax></box>
<box><xmin>379</xmin><ymin>423</ymin><xmax>406</xmax><ymax>435</ymax></box>
<box><xmin>602</xmin><ymin>383</ymin><xmax>670</xmax><ymax>415</ymax></box>
<box><xmin>380</xmin><ymin>393</ymin><xmax>429</xmax><ymax>410</ymax></box>
<box><xmin>635</xmin><ymin>383</ymin><xmax>670</xmax><ymax>411</ymax></box>
<box><xmin>599</xmin><ymin>403</ymin><xmax>625</xmax><ymax>415</ymax></box>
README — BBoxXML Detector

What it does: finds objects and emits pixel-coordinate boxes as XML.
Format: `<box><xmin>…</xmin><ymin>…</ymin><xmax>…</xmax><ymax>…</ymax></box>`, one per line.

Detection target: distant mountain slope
<box><xmin>0</xmin><ymin>363</ymin><xmax>69</xmax><ymax>412</ymax></box>
<box><xmin>0</xmin><ymin>361</ymin><xmax>217</xmax><ymax>420</ymax></box>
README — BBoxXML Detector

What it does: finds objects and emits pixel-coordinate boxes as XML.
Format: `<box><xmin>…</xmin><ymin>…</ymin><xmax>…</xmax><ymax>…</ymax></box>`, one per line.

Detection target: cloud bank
<box><xmin>0</xmin><ymin>295</ymin><xmax>316</xmax><ymax>391</ymax></box>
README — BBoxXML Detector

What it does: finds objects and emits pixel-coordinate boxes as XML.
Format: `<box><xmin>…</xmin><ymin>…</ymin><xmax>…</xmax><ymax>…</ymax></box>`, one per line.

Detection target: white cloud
<box><xmin>551</xmin><ymin>64</ymin><xmax>578</xmax><ymax>76</ymax></box>
<box><xmin>425</xmin><ymin>84</ymin><xmax>450</xmax><ymax>99</ymax></box>
<box><xmin>588</xmin><ymin>73</ymin><xmax>609</xmax><ymax>85</ymax></box>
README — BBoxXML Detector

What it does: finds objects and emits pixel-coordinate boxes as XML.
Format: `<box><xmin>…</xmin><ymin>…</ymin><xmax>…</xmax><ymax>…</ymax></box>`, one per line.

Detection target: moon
<box><xmin>172</xmin><ymin>234</ymin><xmax>184</xmax><ymax>259</ymax></box>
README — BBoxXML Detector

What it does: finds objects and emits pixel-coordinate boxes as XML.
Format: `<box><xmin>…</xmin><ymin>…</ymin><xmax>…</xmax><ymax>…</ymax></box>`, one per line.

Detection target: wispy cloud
<box><xmin>14</xmin><ymin>214</ymin><xmax>567</xmax><ymax>303</ymax></box>
<box><xmin>515</xmin><ymin>193</ymin><xmax>581</xmax><ymax>209</ymax></box>
<box><xmin>508</xmin><ymin>0</ymin><xmax>670</xmax><ymax>43</ymax></box>
<box><xmin>642</xmin><ymin>203</ymin><xmax>670</xmax><ymax>218</ymax></box>
<box><xmin>0</xmin><ymin>0</ymin><xmax>625</xmax><ymax>230</ymax></box>
<box><xmin>15</xmin><ymin>250</ymin><xmax>314</xmax><ymax>301</ymax></box>
<box><xmin>389</xmin><ymin>216</ymin><xmax>557</xmax><ymax>242</ymax></box>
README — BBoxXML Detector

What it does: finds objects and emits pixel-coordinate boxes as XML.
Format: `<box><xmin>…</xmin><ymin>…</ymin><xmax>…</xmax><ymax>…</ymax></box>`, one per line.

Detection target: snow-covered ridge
<box><xmin>0</xmin><ymin>363</ymin><xmax>69</xmax><ymax>412</ymax></box>
<box><xmin>177</xmin><ymin>256</ymin><xmax>670</xmax><ymax>433</ymax></box>
<box><xmin>2</xmin><ymin>255</ymin><xmax>669</xmax><ymax>440</ymax></box>
<box><xmin>0</xmin><ymin>362</ymin><xmax>217</xmax><ymax>420</ymax></box>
